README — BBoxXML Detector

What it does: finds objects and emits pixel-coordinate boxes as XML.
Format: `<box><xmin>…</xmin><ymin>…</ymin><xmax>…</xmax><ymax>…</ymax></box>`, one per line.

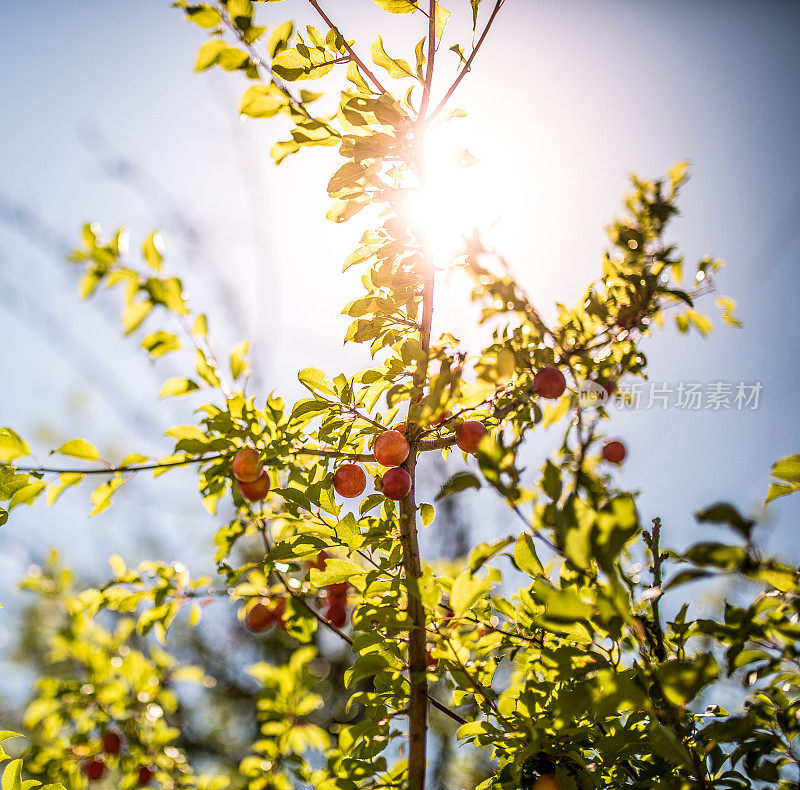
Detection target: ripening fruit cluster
<box><xmin>309</xmin><ymin>550</ymin><xmax>350</xmax><ymax>627</ymax></box>
<box><xmin>81</xmin><ymin>731</ymin><xmax>154</xmax><ymax>785</ymax></box>
<box><xmin>232</xmin><ymin>446</ymin><xmax>270</xmax><ymax>502</ymax></box>
<box><xmin>374</xmin><ymin>430</ymin><xmax>412</xmax><ymax>500</ymax></box>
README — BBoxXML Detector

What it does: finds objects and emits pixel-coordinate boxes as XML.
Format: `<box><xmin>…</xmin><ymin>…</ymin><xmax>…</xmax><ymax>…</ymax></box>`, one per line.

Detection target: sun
<box><xmin>400</xmin><ymin>121</ymin><xmax>497</xmax><ymax>266</ymax></box>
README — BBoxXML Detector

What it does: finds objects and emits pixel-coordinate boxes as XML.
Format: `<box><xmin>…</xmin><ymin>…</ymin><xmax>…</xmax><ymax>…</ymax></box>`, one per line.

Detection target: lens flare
<box><xmin>401</xmin><ymin>122</ymin><xmax>496</xmax><ymax>265</ymax></box>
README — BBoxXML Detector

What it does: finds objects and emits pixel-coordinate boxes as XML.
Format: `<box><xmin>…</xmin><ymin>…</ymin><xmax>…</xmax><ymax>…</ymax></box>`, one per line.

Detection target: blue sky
<box><xmin>1</xmin><ymin>0</ymin><xmax>799</xmax><ymax>681</ymax></box>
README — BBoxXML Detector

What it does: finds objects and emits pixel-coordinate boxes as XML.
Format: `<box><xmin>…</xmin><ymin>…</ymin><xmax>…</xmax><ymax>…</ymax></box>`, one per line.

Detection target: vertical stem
<box><xmin>644</xmin><ymin>517</ymin><xmax>666</xmax><ymax>661</ymax></box>
<box><xmin>400</xmin><ymin>248</ymin><xmax>436</xmax><ymax>790</ymax></box>
<box><xmin>399</xmin><ymin>4</ymin><xmax>440</xmax><ymax>785</ymax></box>
<box><xmin>418</xmin><ymin>0</ymin><xmax>438</xmax><ymax>120</ymax></box>
<box><xmin>399</xmin><ymin>450</ymin><xmax>428</xmax><ymax>790</ymax></box>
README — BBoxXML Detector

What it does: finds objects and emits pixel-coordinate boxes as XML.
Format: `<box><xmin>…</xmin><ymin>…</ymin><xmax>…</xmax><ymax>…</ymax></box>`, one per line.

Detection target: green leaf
<box><xmin>371</xmin><ymin>36</ymin><xmax>415</xmax><ymax>79</ymax></box>
<box><xmin>272</xmin><ymin>47</ymin><xmax>333</xmax><ymax>81</ymax></box>
<box><xmin>2</xmin><ymin>758</ymin><xmax>22</xmax><ymax>790</ymax></box>
<box><xmin>434</xmin><ymin>5</ymin><xmax>450</xmax><ymax>39</ymax></box>
<box><xmin>336</xmin><ymin>513</ymin><xmax>363</xmax><ymax>551</ymax></box>
<box><xmin>435</xmin><ymin>471</ymin><xmax>481</xmax><ymax>501</ymax></box>
<box><xmin>513</xmin><ymin>533</ymin><xmax>543</xmax><ymax>577</ymax></box>
<box><xmin>271</xmin><ymin>139</ymin><xmax>300</xmax><ymax>164</ymax></box>
<box><xmin>716</xmin><ymin>295</ymin><xmax>742</xmax><ymax>327</ymax></box>
<box><xmin>683</xmin><ymin>541</ymin><xmax>747</xmax><ymax>570</ymax></box>
<box><xmin>298</xmin><ymin>367</ymin><xmax>335</xmax><ymax>398</ymax></box>
<box><xmin>372</xmin><ymin>0</ymin><xmax>418</xmax><ymax>12</ymax></box>
<box><xmin>142</xmin><ymin>231</ymin><xmax>164</xmax><ymax>270</ymax></box>
<box><xmin>695</xmin><ymin>502</ymin><xmax>755</xmax><ymax>539</ymax></box>
<box><xmin>450</xmin><ymin>571</ymin><xmax>490</xmax><ymax>616</ymax></box>
<box><xmin>468</xmin><ymin>536</ymin><xmax>513</xmax><ymax>573</ymax></box>
<box><xmin>141</xmin><ymin>331</ymin><xmax>180</xmax><ymax>358</ymax></box>
<box><xmin>771</xmin><ymin>454</ymin><xmax>800</xmax><ymax>485</ymax></box>
<box><xmin>89</xmin><ymin>475</ymin><xmax>124</xmax><ymax>516</ymax></box>
<box><xmin>240</xmin><ymin>84</ymin><xmax>284</xmax><ymax>118</ymax></box>
<box><xmin>195</xmin><ymin>39</ymin><xmax>226</xmax><ymax>71</ymax></box>
<box><xmin>46</xmin><ymin>472</ymin><xmax>84</xmax><ymax>506</ymax></box>
<box><xmin>470</xmin><ymin>0</ymin><xmax>481</xmax><ymax>28</ymax></box>
<box><xmin>195</xmin><ymin>350</ymin><xmax>222</xmax><ymax>388</ymax></box>
<box><xmin>0</xmin><ymin>428</ymin><xmax>30</xmax><ymax>463</ymax></box>
<box><xmin>230</xmin><ymin>340</ymin><xmax>251</xmax><ymax>380</ymax></box>
<box><xmin>765</xmin><ymin>481</ymin><xmax>795</xmax><ymax>505</ymax></box>
<box><xmin>160</xmin><ymin>377</ymin><xmax>200</xmax><ymax>397</ymax></box>
<box><xmin>267</xmin><ymin>21</ymin><xmax>294</xmax><ymax>58</ymax></box>
<box><xmin>541</xmin><ymin>460</ymin><xmax>562</xmax><ymax>500</ymax></box>
<box><xmin>345</xmin><ymin>653</ymin><xmax>390</xmax><ymax>688</ymax></box>
<box><xmin>122</xmin><ymin>299</ymin><xmax>152</xmax><ymax>334</ymax></box>
<box><xmin>180</xmin><ymin>3</ymin><xmax>222</xmax><ymax>28</ymax></box>
<box><xmin>165</xmin><ymin>425</ymin><xmax>208</xmax><ymax>442</ymax></box>
<box><xmin>9</xmin><ymin>479</ymin><xmax>46</xmax><ymax>509</ymax></box>
<box><xmin>420</xmin><ymin>502</ymin><xmax>435</xmax><ymax>526</ymax></box>
<box><xmin>310</xmin><ymin>559</ymin><xmax>364</xmax><ymax>587</ymax></box>
<box><xmin>657</xmin><ymin>654</ymin><xmax>718</xmax><ymax>706</ymax></box>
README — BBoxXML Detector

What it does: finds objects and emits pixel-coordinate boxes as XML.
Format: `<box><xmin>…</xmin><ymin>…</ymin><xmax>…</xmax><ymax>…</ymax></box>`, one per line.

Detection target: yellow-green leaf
<box><xmin>0</xmin><ymin>428</ymin><xmax>30</xmax><ymax>463</ymax></box>
<box><xmin>52</xmin><ymin>439</ymin><xmax>100</xmax><ymax>461</ymax></box>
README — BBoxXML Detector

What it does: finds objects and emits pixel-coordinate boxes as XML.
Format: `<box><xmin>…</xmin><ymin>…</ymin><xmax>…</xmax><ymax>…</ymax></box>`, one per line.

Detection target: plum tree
<box><xmin>2</xmin><ymin>5</ymin><xmax>795</xmax><ymax>790</ymax></box>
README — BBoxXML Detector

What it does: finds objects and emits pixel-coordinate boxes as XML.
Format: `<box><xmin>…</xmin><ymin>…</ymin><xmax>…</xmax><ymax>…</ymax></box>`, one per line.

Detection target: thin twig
<box><xmin>427</xmin><ymin>0</ymin><xmax>506</xmax><ymax>121</ymax></box>
<box><xmin>306</xmin><ymin>0</ymin><xmax>388</xmax><ymax>94</ymax></box>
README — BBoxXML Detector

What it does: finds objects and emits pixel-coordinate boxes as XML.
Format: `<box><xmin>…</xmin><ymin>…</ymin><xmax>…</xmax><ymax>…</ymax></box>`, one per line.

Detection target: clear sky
<box><xmin>1</xmin><ymin>0</ymin><xmax>799</xmax><ymax>689</ymax></box>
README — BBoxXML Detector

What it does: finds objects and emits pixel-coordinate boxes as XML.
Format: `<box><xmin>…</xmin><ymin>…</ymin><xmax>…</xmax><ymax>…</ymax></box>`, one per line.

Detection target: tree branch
<box><xmin>428</xmin><ymin>0</ymin><xmax>505</xmax><ymax>121</ymax></box>
<box><xmin>418</xmin><ymin>0</ymin><xmax>438</xmax><ymax>120</ymax></box>
<box><xmin>306</xmin><ymin>0</ymin><xmax>388</xmax><ymax>94</ymax></box>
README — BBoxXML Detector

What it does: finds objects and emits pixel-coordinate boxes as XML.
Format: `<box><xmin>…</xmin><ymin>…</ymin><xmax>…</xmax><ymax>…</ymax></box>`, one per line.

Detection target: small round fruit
<box><xmin>84</xmin><ymin>758</ymin><xmax>106</xmax><ymax>782</ymax></box>
<box><xmin>246</xmin><ymin>602</ymin><xmax>274</xmax><ymax>633</ymax></box>
<box><xmin>381</xmin><ymin>467</ymin><xmax>412</xmax><ymax>500</ymax></box>
<box><xmin>455</xmin><ymin>420</ymin><xmax>487</xmax><ymax>453</ymax></box>
<box><xmin>334</xmin><ymin>463</ymin><xmax>367</xmax><ymax>498</ymax></box>
<box><xmin>599</xmin><ymin>378</ymin><xmax>616</xmax><ymax>398</ymax></box>
<box><xmin>102</xmin><ymin>730</ymin><xmax>122</xmax><ymax>755</ymax></box>
<box><xmin>532</xmin><ymin>775</ymin><xmax>561</xmax><ymax>790</ymax></box>
<box><xmin>533</xmin><ymin>366</ymin><xmax>566</xmax><ymax>399</ymax></box>
<box><xmin>137</xmin><ymin>766</ymin><xmax>154</xmax><ymax>787</ymax></box>
<box><xmin>426</xmin><ymin>650</ymin><xmax>438</xmax><ymax>669</ymax></box>
<box><xmin>231</xmin><ymin>447</ymin><xmax>263</xmax><ymax>483</ymax></box>
<box><xmin>602</xmin><ymin>439</ymin><xmax>627</xmax><ymax>464</ymax></box>
<box><xmin>327</xmin><ymin>581</ymin><xmax>349</xmax><ymax>603</ymax></box>
<box><xmin>239</xmin><ymin>471</ymin><xmax>270</xmax><ymax>502</ymax></box>
<box><xmin>326</xmin><ymin>602</ymin><xmax>348</xmax><ymax>628</ymax></box>
<box><xmin>374</xmin><ymin>430</ymin><xmax>410</xmax><ymax>467</ymax></box>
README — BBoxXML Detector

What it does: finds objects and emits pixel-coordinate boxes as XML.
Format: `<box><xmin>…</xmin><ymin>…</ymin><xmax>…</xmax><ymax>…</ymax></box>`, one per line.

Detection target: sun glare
<box><xmin>402</xmin><ymin>122</ymin><xmax>498</xmax><ymax>266</ymax></box>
